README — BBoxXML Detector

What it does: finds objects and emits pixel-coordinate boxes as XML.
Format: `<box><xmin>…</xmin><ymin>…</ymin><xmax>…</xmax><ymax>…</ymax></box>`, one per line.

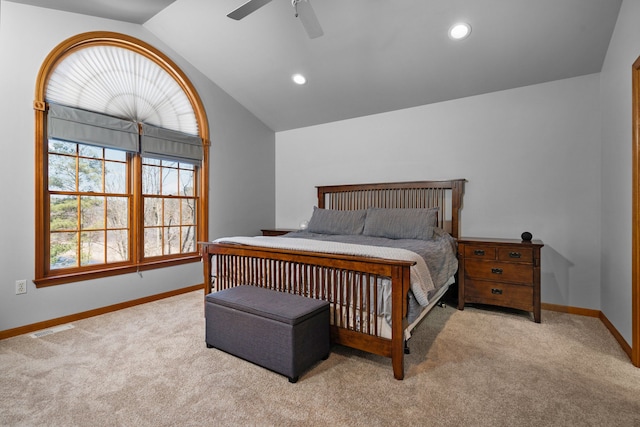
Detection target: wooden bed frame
<box><xmin>200</xmin><ymin>179</ymin><xmax>465</xmax><ymax>380</ymax></box>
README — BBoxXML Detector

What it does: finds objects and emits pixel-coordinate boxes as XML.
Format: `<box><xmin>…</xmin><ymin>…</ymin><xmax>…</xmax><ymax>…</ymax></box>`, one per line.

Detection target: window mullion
<box><xmin>131</xmin><ymin>153</ymin><xmax>143</xmax><ymax>265</ymax></box>
<box><xmin>75</xmin><ymin>152</ymin><xmax>82</xmax><ymax>268</ymax></box>
<box><xmin>102</xmin><ymin>150</ymin><xmax>107</xmax><ymax>265</ymax></box>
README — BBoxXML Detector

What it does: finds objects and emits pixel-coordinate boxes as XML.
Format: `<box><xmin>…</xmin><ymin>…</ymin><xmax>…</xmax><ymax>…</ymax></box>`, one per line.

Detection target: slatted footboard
<box><xmin>201</xmin><ymin>242</ymin><xmax>414</xmax><ymax>380</ymax></box>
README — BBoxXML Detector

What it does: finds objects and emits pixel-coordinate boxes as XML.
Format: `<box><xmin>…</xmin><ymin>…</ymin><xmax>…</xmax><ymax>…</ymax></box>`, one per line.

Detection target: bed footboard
<box><xmin>201</xmin><ymin>242</ymin><xmax>414</xmax><ymax>380</ymax></box>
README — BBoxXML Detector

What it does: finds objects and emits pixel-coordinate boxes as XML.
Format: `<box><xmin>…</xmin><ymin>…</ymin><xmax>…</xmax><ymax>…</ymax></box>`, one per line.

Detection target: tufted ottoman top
<box><xmin>206</xmin><ymin>285</ymin><xmax>329</xmax><ymax>326</ymax></box>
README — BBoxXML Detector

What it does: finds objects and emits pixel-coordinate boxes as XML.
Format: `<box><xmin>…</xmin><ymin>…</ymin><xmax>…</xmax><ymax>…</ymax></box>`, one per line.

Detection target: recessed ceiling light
<box><xmin>449</xmin><ymin>22</ymin><xmax>471</xmax><ymax>40</ymax></box>
<box><xmin>292</xmin><ymin>73</ymin><xmax>307</xmax><ymax>85</ymax></box>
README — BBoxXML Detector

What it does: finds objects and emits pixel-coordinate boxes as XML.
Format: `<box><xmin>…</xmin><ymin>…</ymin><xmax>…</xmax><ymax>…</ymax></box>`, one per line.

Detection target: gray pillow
<box><xmin>363</xmin><ymin>207</ymin><xmax>439</xmax><ymax>240</ymax></box>
<box><xmin>306</xmin><ymin>207</ymin><xmax>367</xmax><ymax>235</ymax></box>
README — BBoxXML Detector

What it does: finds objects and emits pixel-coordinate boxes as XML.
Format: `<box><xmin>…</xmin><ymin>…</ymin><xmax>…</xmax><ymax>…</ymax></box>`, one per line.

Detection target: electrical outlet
<box><xmin>15</xmin><ymin>280</ymin><xmax>27</xmax><ymax>295</ymax></box>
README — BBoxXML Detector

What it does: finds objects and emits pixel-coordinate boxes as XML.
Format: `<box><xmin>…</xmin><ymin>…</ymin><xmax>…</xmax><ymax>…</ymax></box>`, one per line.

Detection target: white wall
<box><xmin>599</xmin><ymin>0</ymin><xmax>637</xmax><ymax>345</ymax></box>
<box><xmin>276</xmin><ymin>74</ymin><xmax>602</xmax><ymax>310</ymax></box>
<box><xmin>0</xmin><ymin>2</ymin><xmax>275</xmax><ymax>332</ymax></box>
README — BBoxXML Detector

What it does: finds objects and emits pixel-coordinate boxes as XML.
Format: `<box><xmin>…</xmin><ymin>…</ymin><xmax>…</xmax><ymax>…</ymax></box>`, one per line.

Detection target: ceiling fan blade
<box><xmin>227</xmin><ymin>0</ymin><xmax>272</xmax><ymax>20</ymax></box>
<box><xmin>296</xmin><ymin>0</ymin><xmax>323</xmax><ymax>39</ymax></box>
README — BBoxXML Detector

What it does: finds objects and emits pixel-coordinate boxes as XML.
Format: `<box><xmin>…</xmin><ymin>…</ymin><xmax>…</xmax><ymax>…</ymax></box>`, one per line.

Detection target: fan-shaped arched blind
<box><xmin>45</xmin><ymin>45</ymin><xmax>202</xmax><ymax>164</ymax></box>
<box><xmin>46</xmin><ymin>45</ymin><xmax>198</xmax><ymax>135</ymax></box>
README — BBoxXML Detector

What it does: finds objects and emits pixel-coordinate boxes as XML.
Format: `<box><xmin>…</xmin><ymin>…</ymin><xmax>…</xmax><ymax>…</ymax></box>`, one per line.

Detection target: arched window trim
<box><xmin>34</xmin><ymin>31</ymin><xmax>210</xmax><ymax>287</ymax></box>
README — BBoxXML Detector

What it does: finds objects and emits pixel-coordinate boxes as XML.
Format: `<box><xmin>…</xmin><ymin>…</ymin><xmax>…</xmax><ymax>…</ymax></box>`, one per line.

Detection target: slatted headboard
<box><xmin>316</xmin><ymin>179</ymin><xmax>466</xmax><ymax>239</ymax></box>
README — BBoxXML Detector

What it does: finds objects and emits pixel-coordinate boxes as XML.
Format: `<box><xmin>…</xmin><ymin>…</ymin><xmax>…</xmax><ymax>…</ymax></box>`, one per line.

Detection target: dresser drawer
<box><xmin>497</xmin><ymin>247</ymin><xmax>533</xmax><ymax>264</ymax></box>
<box><xmin>464</xmin><ymin>259</ymin><xmax>533</xmax><ymax>284</ymax></box>
<box><xmin>464</xmin><ymin>245</ymin><xmax>496</xmax><ymax>260</ymax></box>
<box><xmin>464</xmin><ymin>279</ymin><xmax>534</xmax><ymax>312</ymax></box>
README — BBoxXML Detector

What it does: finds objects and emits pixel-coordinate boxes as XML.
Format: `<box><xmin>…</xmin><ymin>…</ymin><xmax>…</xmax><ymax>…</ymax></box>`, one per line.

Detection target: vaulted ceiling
<box><xmin>8</xmin><ymin>0</ymin><xmax>622</xmax><ymax>131</ymax></box>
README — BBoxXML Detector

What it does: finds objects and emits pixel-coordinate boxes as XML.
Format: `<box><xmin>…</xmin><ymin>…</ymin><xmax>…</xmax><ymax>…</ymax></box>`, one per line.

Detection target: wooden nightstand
<box><xmin>457</xmin><ymin>237</ymin><xmax>544</xmax><ymax>322</ymax></box>
<box><xmin>261</xmin><ymin>228</ymin><xmax>297</xmax><ymax>237</ymax></box>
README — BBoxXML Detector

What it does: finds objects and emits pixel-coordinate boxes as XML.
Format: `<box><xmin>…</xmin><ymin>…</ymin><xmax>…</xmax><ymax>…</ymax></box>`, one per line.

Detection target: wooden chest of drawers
<box><xmin>457</xmin><ymin>237</ymin><xmax>544</xmax><ymax>322</ymax></box>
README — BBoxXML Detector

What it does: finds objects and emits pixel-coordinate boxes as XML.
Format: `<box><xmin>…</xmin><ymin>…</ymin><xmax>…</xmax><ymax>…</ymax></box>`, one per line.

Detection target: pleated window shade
<box><xmin>48</xmin><ymin>103</ymin><xmax>139</xmax><ymax>152</ymax></box>
<box><xmin>46</xmin><ymin>45</ymin><xmax>201</xmax><ymax>164</ymax></box>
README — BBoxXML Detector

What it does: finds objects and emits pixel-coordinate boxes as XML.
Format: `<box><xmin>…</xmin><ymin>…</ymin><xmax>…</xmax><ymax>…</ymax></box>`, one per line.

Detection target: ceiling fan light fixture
<box><xmin>292</xmin><ymin>73</ymin><xmax>307</xmax><ymax>85</ymax></box>
<box><xmin>449</xmin><ymin>22</ymin><xmax>471</xmax><ymax>40</ymax></box>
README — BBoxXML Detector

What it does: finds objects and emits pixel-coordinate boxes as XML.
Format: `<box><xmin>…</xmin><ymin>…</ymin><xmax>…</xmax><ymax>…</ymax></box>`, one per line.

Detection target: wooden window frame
<box><xmin>141</xmin><ymin>158</ymin><xmax>199</xmax><ymax>258</ymax></box>
<box><xmin>632</xmin><ymin>56</ymin><xmax>640</xmax><ymax>367</ymax></box>
<box><xmin>48</xmin><ymin>142</ymin><xmax>132</xmax><ymax>270</ymax></box>
<box><xmin>34</xmin><ymin>32</ymin><xmax>210</xmax><ymax>287</ymax></box>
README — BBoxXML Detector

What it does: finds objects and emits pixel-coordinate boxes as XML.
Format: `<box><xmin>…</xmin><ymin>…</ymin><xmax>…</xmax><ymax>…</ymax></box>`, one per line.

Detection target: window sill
<box><xmin>34</xmin><ymin>255</ymin><xmax>201</xmax><ymax>288</ymax></box>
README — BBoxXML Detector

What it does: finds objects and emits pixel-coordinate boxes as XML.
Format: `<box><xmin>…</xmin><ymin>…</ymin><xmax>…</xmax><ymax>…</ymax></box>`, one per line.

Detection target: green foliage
<box><xmin>50</xmin><ymin>242</ymin><xmax>74</xmax><ymax>259</ymax></box>
<box><xmin>50</xmin><ymin>196</ymin><xmax>77</xmax><ymax>231</ymax></box>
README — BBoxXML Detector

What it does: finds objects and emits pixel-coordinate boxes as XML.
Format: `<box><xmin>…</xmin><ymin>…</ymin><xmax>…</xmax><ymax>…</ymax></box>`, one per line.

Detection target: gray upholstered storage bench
<box><xmin>205</xmin><ymin>285</ymin><xmax>330</xmax><ymax>383</ymax></box>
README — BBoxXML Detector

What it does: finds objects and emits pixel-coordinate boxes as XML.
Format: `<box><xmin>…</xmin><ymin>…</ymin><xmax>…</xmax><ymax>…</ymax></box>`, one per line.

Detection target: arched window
<box><xmin>34</xmin><ymin>32</ymin><xmax>210</xmax><ymax>286</ymax></box>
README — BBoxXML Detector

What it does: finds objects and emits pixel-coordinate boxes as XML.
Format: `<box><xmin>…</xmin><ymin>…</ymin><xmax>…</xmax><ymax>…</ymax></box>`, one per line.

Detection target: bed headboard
<box><xmin>316</xmin><ymin>179</ymin><xmax>466</xmax><ymax>239</ymax></box>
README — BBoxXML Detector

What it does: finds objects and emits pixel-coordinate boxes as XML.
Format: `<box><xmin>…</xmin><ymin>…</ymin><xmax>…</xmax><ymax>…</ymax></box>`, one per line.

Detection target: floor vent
<box><xmin>30</xmin><ymin>324</ymin><xmax>74</xmax><ymax>338</ymax></box>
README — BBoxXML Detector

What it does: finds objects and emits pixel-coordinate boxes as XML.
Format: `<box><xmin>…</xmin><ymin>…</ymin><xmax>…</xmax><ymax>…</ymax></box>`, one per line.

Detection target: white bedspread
<box><xmin>214</xmin><ymin>236</ymin><xmax>435</xmax><ymax>306</ymax></box>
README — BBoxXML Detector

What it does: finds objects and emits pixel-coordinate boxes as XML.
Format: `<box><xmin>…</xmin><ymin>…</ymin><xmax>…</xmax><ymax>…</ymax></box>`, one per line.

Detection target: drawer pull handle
<box><xmin>473</xmin><ymin>249</ymin><xmax>485</xmax><ymax>256</ymax></box>
<box><xmin>509</xmin><ymin>252</ymin><xmax>521</xmax><ymax>258</ymax></box>
<box><xmin>491</xmin><ymin>268</ymin><xmax>503</xmax><ymax>274</ymax></box>
<box><xmin>491</xmin><ymin>288</ymin><xmax>503</xmax><ymax>295</ymax></box>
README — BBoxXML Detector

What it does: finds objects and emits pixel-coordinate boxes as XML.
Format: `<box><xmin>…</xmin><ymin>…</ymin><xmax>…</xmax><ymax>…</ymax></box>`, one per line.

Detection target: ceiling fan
<box><xmin>227</xmin><ymin>0</ymin><xmax>324</xmax><ymax>39</ymax></box>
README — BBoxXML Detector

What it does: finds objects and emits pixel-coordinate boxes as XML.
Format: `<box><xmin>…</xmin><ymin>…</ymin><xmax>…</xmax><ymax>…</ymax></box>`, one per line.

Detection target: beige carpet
<box><xmin>1</xmin><ymin>290</ymin><xmax>638</xmax><ymax>427</ymax></box>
